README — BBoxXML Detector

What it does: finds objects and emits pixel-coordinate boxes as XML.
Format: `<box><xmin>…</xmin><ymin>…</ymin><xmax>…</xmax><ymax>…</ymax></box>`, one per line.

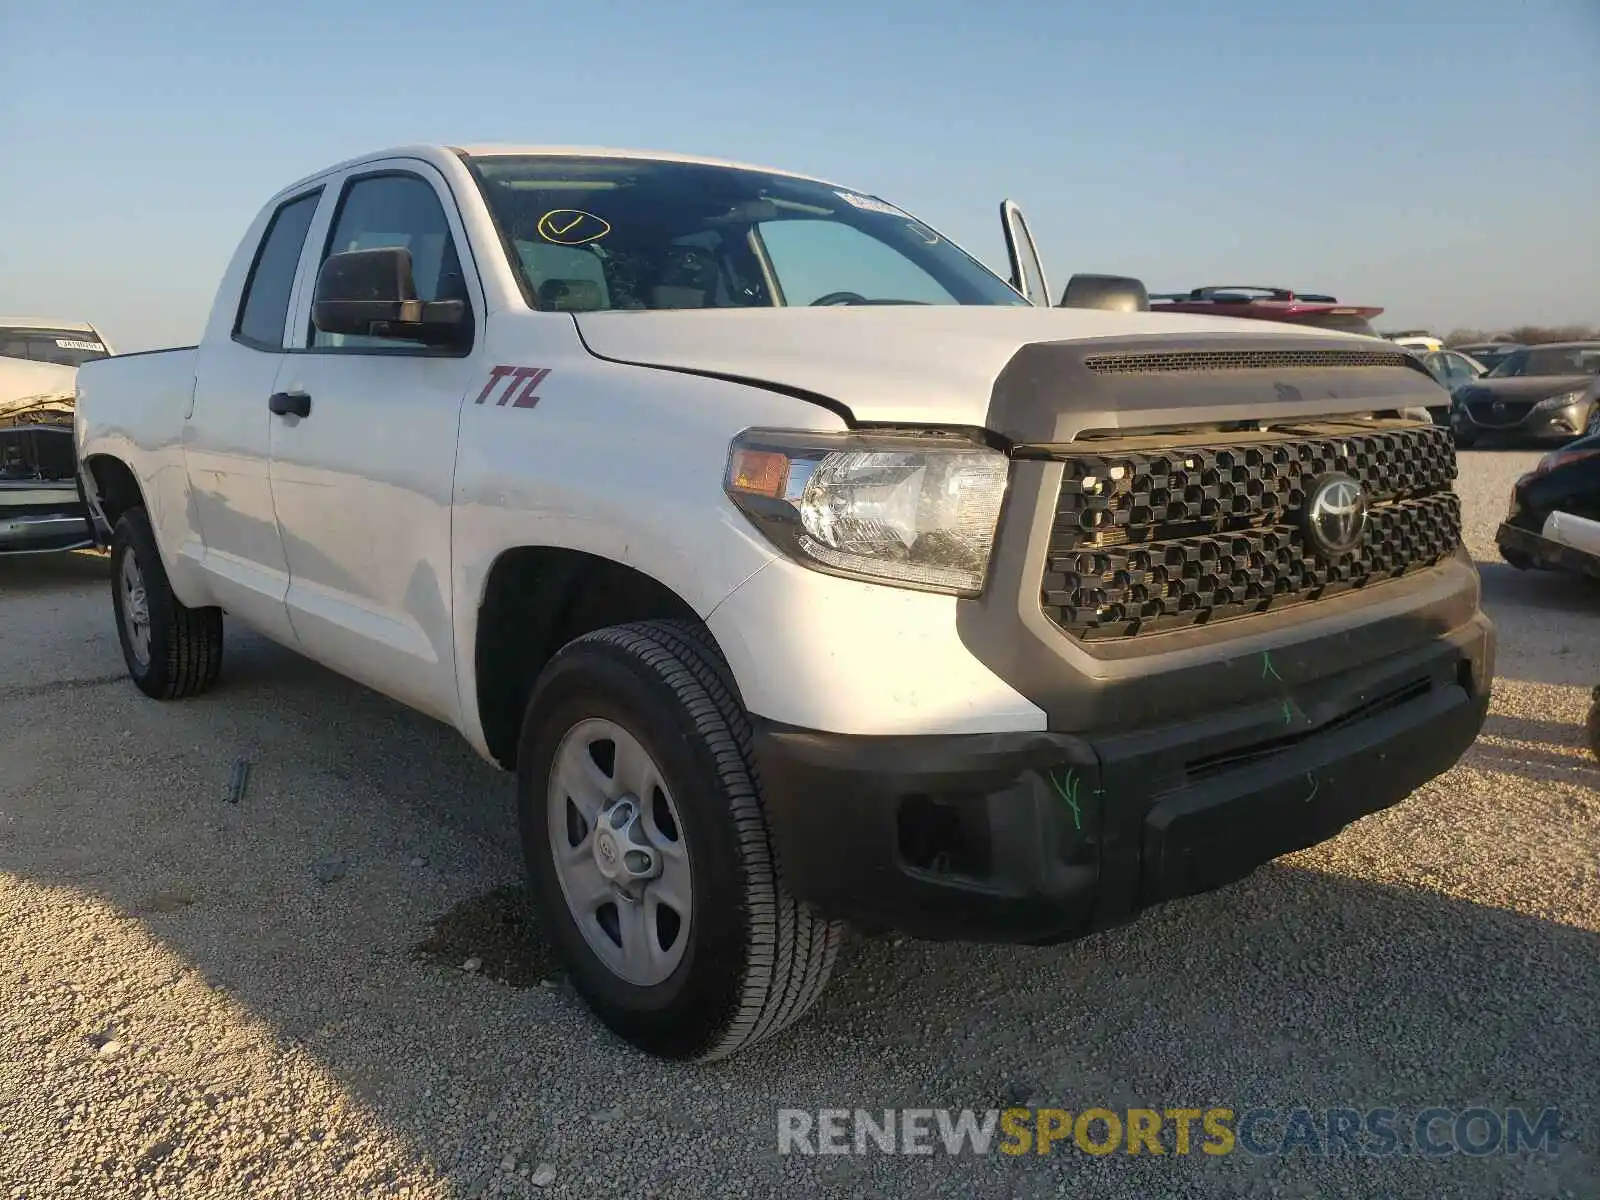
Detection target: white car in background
<box><xmin>1384</xmin><ymin>331</ymin><xmax>1445</xmax><ymax>353</ymax></box>
<box><xmin>1</xmin><ymin>318</ymin><xmax>114</xmax><ymax>555</ymax></box>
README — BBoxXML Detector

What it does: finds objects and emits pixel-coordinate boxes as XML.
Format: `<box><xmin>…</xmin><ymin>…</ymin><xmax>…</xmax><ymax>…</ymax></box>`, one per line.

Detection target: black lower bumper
<box><xmin>752</xmin><ymin>614</ymin><xmax>1493</xmax><ymax>945</ymax></box>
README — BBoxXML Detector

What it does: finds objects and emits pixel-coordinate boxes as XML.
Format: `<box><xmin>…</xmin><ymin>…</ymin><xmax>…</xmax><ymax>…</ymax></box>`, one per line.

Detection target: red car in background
<box><xmin>1147</xmin><ymin>286</ymin><xmax>1457</xmax><ymax>421</ymax></box>
<box><xmin>1149</xmin><ymin>286</ymin><xmax>1386</xmax><ymax>336</ymax></box>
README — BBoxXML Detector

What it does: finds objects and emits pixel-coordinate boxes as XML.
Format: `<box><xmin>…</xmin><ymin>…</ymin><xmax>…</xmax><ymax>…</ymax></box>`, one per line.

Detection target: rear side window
<box><xmin>235</xmin><ymin>192</ymin><xmax>321</xmax><ymax>349</ymax></box>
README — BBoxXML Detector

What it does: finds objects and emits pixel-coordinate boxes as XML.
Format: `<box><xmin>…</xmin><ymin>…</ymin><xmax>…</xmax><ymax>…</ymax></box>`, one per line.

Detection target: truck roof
<box><xmin>271</xmin><ymin>143</ymin><xmax>844</xmax><ymax>202</ymax></box>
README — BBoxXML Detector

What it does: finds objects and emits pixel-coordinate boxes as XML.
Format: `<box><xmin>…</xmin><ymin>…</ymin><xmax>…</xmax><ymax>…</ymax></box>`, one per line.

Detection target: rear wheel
<box><xmin>517</xmin><ymin>619</ymin><xmax>844</xmax><ymax>1060</ymax></box>
<box><xmin>110</xmin><ymin>508</ymin><xmax>223</xmax><ymax>699</ymax></box>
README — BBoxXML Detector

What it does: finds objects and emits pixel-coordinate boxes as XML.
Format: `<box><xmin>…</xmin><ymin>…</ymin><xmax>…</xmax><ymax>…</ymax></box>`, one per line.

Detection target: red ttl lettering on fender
<box><xmin>474</xmin><ymin>365</ymin><xmax>551</xmax><ymax>409</ymax></box>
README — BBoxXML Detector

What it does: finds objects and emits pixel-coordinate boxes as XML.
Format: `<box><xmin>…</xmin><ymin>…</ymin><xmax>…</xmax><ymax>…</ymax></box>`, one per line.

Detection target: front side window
<box><xmin>235</xmin><ymin>191</ymin><xmax>321</xmax><ymax>349</ymax></box>
<box><xmin>0</xmin><ymin>328</ymin><xmax>110</xmax><ymax>367</ymax></box>
<box><xmin>314</xmin><ymin>174</ymin><xmax>469</xmax><ymax>349</ymax></box>
<box><xmin>467</xmin><ymin>155</ymin><xmax>1028</xmax><ymax>312</ymax></box>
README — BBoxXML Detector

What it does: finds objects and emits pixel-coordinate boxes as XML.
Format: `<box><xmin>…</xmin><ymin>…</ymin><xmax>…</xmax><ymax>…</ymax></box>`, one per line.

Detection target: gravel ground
<box><xmin>1</xmin><ymin>449</ymin><xmax>1595</xmax><ymax>1200</ymax></box>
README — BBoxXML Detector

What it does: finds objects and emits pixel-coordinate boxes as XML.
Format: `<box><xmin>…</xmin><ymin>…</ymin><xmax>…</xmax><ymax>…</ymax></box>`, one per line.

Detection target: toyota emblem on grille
<box><xmin>1303</xmin><ymin>474</ymin><xmax>1368</xmax><ymax>558</ymax></box>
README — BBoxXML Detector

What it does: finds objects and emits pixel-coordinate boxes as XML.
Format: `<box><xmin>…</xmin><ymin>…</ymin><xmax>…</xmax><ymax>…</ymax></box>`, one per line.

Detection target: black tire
<box><xmin>110</xmin><ymin>508</ymin><xmax>224</xmax><ymax>699</ymax></box>
<box><xmin>517</xmin><ymin>619</ymin><xmax>844</xmax><ymax>1060</ymax></box>
<box><xmin>1588</xmin><ymin>687</ymin><xmax>1600</xmax><ymax>765</ymax></box>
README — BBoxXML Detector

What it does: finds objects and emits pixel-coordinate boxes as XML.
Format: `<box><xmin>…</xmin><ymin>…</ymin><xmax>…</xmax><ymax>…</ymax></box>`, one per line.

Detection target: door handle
<box><xmin>268</xmin><ymin>391</ymin><xmax>312</xmax><ymax>418</ymax></box>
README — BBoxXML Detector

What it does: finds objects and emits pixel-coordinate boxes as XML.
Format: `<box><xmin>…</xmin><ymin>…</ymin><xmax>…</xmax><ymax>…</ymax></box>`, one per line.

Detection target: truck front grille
<box><xmin>1040</xmin><ymin>424</ymin><xmax>1462</xmax><ymax>641</ymax></box>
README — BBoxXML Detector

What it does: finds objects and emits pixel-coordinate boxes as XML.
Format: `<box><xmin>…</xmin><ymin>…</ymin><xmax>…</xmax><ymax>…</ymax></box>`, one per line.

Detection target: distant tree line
<box><xmin>1444</xmin><ymin>324</ymin><xmax>1599</xmax><ymax>346</ymax></box>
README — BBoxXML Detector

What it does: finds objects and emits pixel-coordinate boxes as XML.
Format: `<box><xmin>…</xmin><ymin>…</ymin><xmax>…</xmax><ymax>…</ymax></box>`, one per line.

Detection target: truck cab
<box><xmin>75</xmin><ymin>144</ymin><xmax>1491</xmax><ymax>1062</ymax></box>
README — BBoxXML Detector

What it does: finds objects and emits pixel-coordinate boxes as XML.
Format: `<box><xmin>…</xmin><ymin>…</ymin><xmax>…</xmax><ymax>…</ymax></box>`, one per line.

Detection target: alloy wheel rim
<box><xmin>547</xmin><ymin>717</ymin><xmax>692</xmax><ymax>986</ymax></box>
<box><xmin>120</xmin><ymin>553</ymin><xmax>151</xmax><ymax>668</ymax></box>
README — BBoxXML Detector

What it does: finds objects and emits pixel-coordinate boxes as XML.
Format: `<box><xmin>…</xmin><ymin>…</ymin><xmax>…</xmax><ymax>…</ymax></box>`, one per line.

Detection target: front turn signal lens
<box><xmin>727</xmin><ymin>448</ymin><xmax>792</xmax><ymax>498</ymax></box>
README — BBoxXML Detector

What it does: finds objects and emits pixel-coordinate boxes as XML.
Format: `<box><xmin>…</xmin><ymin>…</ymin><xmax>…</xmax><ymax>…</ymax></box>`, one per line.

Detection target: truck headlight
<box><xmin>723</xmin><ymin>429</ymin><xmax>1009</xmax><ymax>596</ymax></box>
<box><xmin>1533</xmin><ymin>390</ymin><xmax>1583</xmax><ymax>412</ymax></box>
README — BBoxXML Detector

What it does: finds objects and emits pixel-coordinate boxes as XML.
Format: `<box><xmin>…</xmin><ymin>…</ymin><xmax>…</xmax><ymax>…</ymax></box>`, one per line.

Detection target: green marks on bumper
<box><xmin>1047</xmin><ymin>767</ymin><xmax>1085</xmax><ymax>830</ymax></box>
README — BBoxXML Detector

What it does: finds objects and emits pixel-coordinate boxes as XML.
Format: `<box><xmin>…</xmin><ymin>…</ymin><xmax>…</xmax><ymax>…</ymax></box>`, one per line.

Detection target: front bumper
<box><xmin>1453</xmin><ymin>403</ymin><xmax>1589</xmax><ymax>442</ymax></box>
<box><xmin>753</xmin><ymin>612</ymin><xmax>1493</xmax><ymax>944</ymax></box>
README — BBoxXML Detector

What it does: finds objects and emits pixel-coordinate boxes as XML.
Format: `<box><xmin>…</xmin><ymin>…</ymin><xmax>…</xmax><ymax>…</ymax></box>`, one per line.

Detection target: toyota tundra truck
<box><xmin>74</xmin><ymin>144</ymin><xmax>1494</xmax><ymax>1062</ymax></box>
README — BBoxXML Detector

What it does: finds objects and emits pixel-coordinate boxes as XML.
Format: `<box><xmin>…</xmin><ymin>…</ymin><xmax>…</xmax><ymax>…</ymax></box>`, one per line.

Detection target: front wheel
<box><xmin>517</xmin><ymin>619</ymin><xmax>844</xmax><ymax>1061</ymax></box>
<box><xmin>110</xmin><ymin>508</ymin><xmax>224</xmax><ymax>699</ymax></box>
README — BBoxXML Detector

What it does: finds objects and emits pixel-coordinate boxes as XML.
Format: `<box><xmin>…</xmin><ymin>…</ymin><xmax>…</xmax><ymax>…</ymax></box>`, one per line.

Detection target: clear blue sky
<box><xmin>2</xmin><ymin>0</ymin><xmax>1595</xmax><ymax>351</ymax></box>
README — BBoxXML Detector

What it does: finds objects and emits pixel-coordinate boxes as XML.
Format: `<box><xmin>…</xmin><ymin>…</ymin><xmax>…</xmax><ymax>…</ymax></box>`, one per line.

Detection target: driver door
<box><xmin>267</xmin><ymin>163</ymin><xmax>482</xmax><ymax>724</ymax></box>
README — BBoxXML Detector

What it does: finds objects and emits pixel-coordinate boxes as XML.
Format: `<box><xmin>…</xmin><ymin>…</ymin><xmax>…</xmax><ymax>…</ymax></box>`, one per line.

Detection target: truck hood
<box><xmin>0</xmin><ymin>357</ymin><xmax>77</xmax><ymax>418</ymax></box>
<box><xmin>571</xmin><ymin>306</ymin><xmax>1434</xmax><ymax>440</ymax></box>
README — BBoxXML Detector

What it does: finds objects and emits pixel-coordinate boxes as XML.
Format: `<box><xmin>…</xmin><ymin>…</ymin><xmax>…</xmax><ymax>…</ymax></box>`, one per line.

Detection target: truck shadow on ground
<box><xmin>1471</xmin><ymin>711</ymin><xmax>1599</xmax><ymax>786</ymax></box>
<box><xmin>5</xmin><ymin>627</ymin><xmax>1597</xmax><ymax>1197</ymax></box>
<box><xmin>0</xmin><ymin>548</ymin><xmax>109</xmax><ymax>594</ymax></box>
<box><xmin>1477</xmin><ymin>561</ymin><xmax>1598</xmax><ymax>618</ymax></box>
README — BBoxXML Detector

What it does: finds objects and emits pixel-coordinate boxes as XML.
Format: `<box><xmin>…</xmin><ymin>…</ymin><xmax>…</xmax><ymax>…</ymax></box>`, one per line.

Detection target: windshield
<box><xmin>0</xmin><ymin>327</ymin><xmax>110</xmax><ymax>368</ymax></box>
<box><xmin>1487</xmin><ymin>344</ymin><xmax>1600</xmax><ymax>378</ymax></box>
<box><xmin>467</xmin><ymin>155</ymin><xmax>1029</xmax><ymax>312</ymax></box>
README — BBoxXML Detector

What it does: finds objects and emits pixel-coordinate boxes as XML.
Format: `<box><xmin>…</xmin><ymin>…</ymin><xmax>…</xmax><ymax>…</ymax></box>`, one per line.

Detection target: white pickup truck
<box><xmin>76</xmin><ymin>143</ymin><xmax>1493</xmax><ymax>1061</ymax></box>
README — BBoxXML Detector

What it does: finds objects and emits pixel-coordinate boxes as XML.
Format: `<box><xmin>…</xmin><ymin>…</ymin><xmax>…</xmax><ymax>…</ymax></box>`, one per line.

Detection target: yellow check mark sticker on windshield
<box><xmin>537</xmin><ymin>209</ymin><xmax>611</xmax><ymax>245</ymax></box>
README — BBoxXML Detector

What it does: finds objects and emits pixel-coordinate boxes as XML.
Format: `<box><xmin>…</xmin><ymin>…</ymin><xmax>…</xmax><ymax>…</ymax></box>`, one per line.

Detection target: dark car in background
<box><xmin>1451</xmin><ymin>341</ymin><xmax>1525</xmax><ymax>373</ymax></box>
<box><xmin>1450</xmin><ymin>342</ymin><xmax>1600</xmax><ymax>447</ymax></box>
<box><xmin>1496</xmin><ymin>431</ymin><xmax>1600</xmax><ymax>578</ymax></box>
<box><xmin>1416</xmin><ymin>348</ymin><xmax>1487</xmax><ymax>425</ymax></box>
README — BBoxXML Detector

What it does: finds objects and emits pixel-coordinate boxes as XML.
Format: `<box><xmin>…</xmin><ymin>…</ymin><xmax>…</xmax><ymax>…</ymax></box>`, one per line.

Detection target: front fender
<box><xmin>448</xmin><ymin>359</ymin><xmax>846</xmax><ymax>758</ymax></box>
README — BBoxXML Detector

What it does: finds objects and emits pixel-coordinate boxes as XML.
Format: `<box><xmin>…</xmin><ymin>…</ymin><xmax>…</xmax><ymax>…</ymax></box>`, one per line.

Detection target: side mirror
<box><xmin>1058</xmin><ymin>273</ymin><xmax>1150</xmax><ymax>313</ymax></box>
<box><xmin>311</xmin><ymin>247</ymin><xmax>467</xmax><ymax>346</ymax></box>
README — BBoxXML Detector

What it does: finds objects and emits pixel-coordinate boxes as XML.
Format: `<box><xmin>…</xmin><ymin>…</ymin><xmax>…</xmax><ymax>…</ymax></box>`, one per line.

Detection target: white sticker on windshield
<box><xmin>835</xmin><ymin>191</ymin><xmax>904</xmax><ymax>216</ymax></box>
<box><xmin>55</xmin><ymin>339</ymin><xmax>104</xmax><ymax>352</ymax></box>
